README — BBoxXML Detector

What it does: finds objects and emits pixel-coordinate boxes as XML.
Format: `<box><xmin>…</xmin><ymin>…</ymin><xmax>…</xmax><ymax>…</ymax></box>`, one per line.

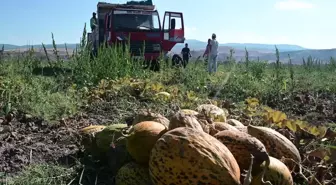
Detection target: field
<box><xmin>0</xmin><ymin>30</ymin><xmax>336</xmax><ymax>185</ymax></box>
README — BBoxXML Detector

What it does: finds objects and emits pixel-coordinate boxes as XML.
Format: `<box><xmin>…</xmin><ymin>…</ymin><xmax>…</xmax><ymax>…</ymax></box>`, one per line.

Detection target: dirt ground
<box><xmin>0</xmin><ymin>111</ymin><xmax>94</xmax><ymax>175</ymax></box>
<box><xmin>266</xmin><ymin>91</ymin><xmax>336</xmax><ymax>125</ymax></box>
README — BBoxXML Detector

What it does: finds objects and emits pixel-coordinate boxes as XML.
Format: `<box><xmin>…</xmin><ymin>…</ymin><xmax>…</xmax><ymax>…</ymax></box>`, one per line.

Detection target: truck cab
<box><xmin>88</xmin><ymin>1</ymin><xmax>185</xmax><ymax>68</ymax></box>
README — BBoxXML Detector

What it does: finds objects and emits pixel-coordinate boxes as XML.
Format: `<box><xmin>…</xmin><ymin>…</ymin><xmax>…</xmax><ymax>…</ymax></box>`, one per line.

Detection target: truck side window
<box><xmin>170</xmin><ymin>14</ymin><xmax>182</xmax><ymax>30</ymax></box>
<box><xmin>170</xmin><ymin>19</ymin><xmax>176</xmax><ymax>30</ymax></box>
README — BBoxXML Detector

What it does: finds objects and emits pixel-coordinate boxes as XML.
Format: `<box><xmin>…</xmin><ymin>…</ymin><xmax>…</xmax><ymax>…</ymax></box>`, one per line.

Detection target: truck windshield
<box><xmin>113</xmin><ymin>10</ymin><xmax>160</xmax><ymax>31</ymax></box>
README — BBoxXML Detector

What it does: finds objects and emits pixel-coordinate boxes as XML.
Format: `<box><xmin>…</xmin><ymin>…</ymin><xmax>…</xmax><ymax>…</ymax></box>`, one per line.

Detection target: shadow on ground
<box><xmin>32</xmin><ymin>67</ymin><xmax>72</xmax><ymax>77</ymax></box>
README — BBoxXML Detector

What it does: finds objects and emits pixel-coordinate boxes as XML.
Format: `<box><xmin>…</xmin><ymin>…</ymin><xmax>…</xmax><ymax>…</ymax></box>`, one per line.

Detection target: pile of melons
<box><xmin>80</xmin><ymin>104</ymin><xmax>300</xmax><ymax>185</ymax></box>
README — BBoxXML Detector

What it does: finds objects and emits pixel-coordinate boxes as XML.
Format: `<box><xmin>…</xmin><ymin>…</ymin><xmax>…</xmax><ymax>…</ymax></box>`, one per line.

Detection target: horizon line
<box><xmin>1</xmin><ymin>41</ymin><xmax>335</xmax><ymax>50</ymax></box>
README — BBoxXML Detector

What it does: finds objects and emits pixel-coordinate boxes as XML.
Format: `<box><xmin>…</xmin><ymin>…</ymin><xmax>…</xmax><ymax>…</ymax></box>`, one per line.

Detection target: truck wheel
<box><xmin>90</xmin><ymin>48</ymin><xmax>98</xmax><ymax>60</ymax></box>
<box><xmin>172</xmin><ymin>54</ymin><xmax>183</xmax><ymax>67</ymax></box>
<box><xmin>142</xmin><ymin>59</ymin><xmax>150</xmax><ymax>69</ymax></box>
<box><xmin>149</xmin><ymin>59</ymin><xmax>160</xmax><ymax>72</ymax></box>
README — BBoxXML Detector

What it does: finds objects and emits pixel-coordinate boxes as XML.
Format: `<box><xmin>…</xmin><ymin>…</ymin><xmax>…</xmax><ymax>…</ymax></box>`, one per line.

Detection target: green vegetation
<box><xmin>4</xmin><ymin>165</ymin><xmax>76</xmax><ymax>185</ymax></box>
<box><xmin>0</xmin><ymin>27</ymin><xmax>335</xmax><ymax>184</ymax></box>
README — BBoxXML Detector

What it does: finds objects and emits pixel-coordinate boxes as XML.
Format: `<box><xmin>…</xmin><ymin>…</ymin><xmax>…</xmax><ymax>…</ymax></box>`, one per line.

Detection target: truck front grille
<box><xmin>128</xmin><ymin>41</ymin><xmax>160</xmax><ymax>56</ymax></box>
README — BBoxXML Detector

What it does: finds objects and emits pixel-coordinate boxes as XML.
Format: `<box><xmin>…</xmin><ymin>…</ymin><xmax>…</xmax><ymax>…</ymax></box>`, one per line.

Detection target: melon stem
<box><xmin>260</xmin><ymin>156</ymin><xmax>272</xmax><ymax>185</ymax></box>
<box><xmin>243</xmin><ymin>154</ymin><xmax>254</xmax><ymax>185</ymax></box>
<box><xmin>121</xmin><ymin>126</ymin><xmax>133</xmax><ymax>137</ymax></box>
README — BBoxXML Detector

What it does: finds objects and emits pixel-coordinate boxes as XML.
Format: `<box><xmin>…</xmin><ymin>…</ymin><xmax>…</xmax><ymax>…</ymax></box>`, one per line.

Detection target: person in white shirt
<box><xmin>208</xmin><ymin>33</ymin><xmax>219</xmax><ymax>73</ymax></box>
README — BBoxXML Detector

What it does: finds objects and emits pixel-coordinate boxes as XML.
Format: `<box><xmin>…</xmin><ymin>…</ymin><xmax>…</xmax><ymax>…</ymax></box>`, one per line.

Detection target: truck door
<box><xmin>105</xmin><ymin>12</ymin><xmax>113</xmax><ymax>44</ymax></box>
<box><xmin>162</xmin><ymin>11</ymin><xmax>185</xmax><ymax>43</ymax></box>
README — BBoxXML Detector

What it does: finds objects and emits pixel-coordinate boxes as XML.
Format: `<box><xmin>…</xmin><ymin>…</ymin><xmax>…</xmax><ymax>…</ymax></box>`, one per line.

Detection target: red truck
<box><xmin>88</xmin><ymin>1</ymin><xmax>185</xmax><ymax>70</ymax></box>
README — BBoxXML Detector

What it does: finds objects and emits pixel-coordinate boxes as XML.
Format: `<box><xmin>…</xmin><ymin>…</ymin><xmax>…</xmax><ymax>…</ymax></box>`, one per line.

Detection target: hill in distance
<box><xmin>1</xmin><ymin>40</ymin><xmax>305</xmax><ymax>52</ymax></box>
<box><xmin>171</xmin><ymin>40</ymin><xmax>336</xmax><ymax>64</ymax></box>
<box><xmin>259</xmin><ymin>48</ymin><xmax>336</xmax><ymax>63</ymax></box>
<box><xmin>173</xmin><ymin>39</ymin><xmax>307</xmax><ymax>52</ymax></box>
<box><xmin>1</xmin><ymin>43</ymin><xmax>79</xmax><ymax>51</ymax></box>
<box><xmin>2</xmin><ymin>40</ymin><xmax>336</xmax><ymax>64</ymax></box>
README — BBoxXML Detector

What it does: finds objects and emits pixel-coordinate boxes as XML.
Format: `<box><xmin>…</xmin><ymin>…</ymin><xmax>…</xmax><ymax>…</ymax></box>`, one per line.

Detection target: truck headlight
<box><xmin>153</xmin><ymin>44</ymin><xmax>161</xmax><ymax>51</ymax></box>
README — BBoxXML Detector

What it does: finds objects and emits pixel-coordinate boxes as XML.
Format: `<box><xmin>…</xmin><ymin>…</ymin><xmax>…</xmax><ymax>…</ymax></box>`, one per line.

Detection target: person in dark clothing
<box><xmin>90</xmin><ymin>12</ymin><xmax>98</xmax><ymax>58</ymax></box>
<box><xmin>181</xmin><ymin>43</ymin><xmax>192</xmax><ymax>67</ymax></box>
<box><xmin>90</xmin><ymin>12</ymin><xmax>98</xmax><ymax>32</ymax></box>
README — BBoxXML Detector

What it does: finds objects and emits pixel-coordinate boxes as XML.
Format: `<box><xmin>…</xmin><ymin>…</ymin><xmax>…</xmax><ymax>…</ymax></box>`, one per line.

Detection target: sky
<box><xmin>0</xmin><ymin>0</ymin><xmax>335</xmax><ymax>49</ymax></box>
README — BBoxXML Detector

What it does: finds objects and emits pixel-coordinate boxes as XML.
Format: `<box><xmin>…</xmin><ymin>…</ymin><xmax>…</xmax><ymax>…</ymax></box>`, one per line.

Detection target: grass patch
<box><xmin>1</xmin><ymin>28</ymin><xmax>336</xmax><ymax>120</ymax></box>
<box><xmin>4</xmin><ymin>164</ymin><xmax>76</xmax><ymax>185</ymax></box>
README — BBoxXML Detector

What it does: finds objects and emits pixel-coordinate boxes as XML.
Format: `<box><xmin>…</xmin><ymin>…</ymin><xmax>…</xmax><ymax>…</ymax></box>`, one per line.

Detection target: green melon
<box><xmin>115</xmin><ymin>162</ymin><xmax>153</xmax><ymax>185</ymax></box>
<box><xmin>94</xmin><ymin>124</ymin><xmax>133</xmax><ymax>175</ymax></box>
<box><xmin>95</xmin><ymin>123</ymin><xmax>128</xmax><ymax>154</ymax></box>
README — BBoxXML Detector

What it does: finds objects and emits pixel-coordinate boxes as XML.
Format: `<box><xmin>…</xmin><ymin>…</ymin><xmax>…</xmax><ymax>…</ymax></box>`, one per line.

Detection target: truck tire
<box><xmin>142</xmin><ymin>59</ymin><xmax>160</xmax><ymax>71</ymax></box>
<box><xmin>149</xmin><ymin>59</ymin><xmax>160</xmax><ymax>71</ymax></box>
<box><xmin>142</xmin><ymin>60</ymin><xmax>150</xmax><ymax>69</ymax></box>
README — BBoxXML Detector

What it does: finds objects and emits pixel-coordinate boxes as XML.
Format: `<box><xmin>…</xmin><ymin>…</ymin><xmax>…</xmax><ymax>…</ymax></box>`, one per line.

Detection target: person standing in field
<box><xmin>90</xmin><ymin>12</ymin><xmax>99</xmax><ymax>58</ymax></box>
<box><xmin>90</xmin><ymin>12</ymin><xmax>98</xmax><ymax>32</ymax></box>
<box><xmin>208</xmin><ymin>33</ymin><xmax>219</xmax><ymax>73</ymax></box>
<box><xmin>203</xmin><ymin>38</ymin><xmax>211</xmax><ymax>65</ymax></box>
<box><xmin>181</xmin><ymin>43</ymin><xmax>192</xmax><ymax>67</ymax></box>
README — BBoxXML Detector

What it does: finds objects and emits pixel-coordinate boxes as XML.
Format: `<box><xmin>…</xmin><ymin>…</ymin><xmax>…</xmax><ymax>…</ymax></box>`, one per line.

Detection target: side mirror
<box><xmin>170</xmin><ymin>19</ymin><xmax>176</xmax><ymax>29</ymax></box>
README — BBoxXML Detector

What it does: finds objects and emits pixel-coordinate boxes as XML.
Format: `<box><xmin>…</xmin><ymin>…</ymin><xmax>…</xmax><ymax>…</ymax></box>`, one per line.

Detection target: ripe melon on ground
<box><xmin>149</xmin><ymin>127</ymin><xmax>241</xmax><ymax>185</ymax></box>
<box><xmin>132</xmin><ymin>109</ymin><xmax>169</xmax><ymax>128</ymax></box>
<box><xmin>168</xmin><ymin>111</ymin><xmax>204</xmax><ymax>132</ymax></box>
<box><xmin>209</xmin><ymin>121</ymin><xmax>240</xmax><ymax>136</ymax></box>
<box><xmin>214</xmin><ymin>130</ymin><xmax>270</xmax><ymax>172</ymax></box>
<box><xmin>115</xmin><ymin>162</ymin><xmax>153</xmax><ymax>185</ymax></box>
<box><xmin>179</xmin><ymin>109</ymin><xmax>199</xmax><ymax>116</ymax></box>
<box><xmin>251</xmin><ymin>156</ymin><xmax>293</xmax><ymax>185</ymax></box>
<box><xmin>124</xmin><ymin>121</ymin><xmax>167</xmax><ymax>165</ymax></box>
<box><xmin>196</xmin><ymin>104</ymin><xmax>228</xmax><ymax>122</ymax></box>
<box><xmin>176</xmin><ymin>109</ymin><xmax>214</xmax><ymax>134</ymax></box>
<box><xmin>227</xmin><ymin>119</ymin><xmax>245</xmax><ymax>127</ymax></box>
<box><xmin>235</xmin><ymin>126</ymin><xmax>248</xmax><ymax>133</ymax></box>
<box><xmin>247</xmin><ymin>125</ymin><xmax>301</xmax><ymax>169</ymax></box>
